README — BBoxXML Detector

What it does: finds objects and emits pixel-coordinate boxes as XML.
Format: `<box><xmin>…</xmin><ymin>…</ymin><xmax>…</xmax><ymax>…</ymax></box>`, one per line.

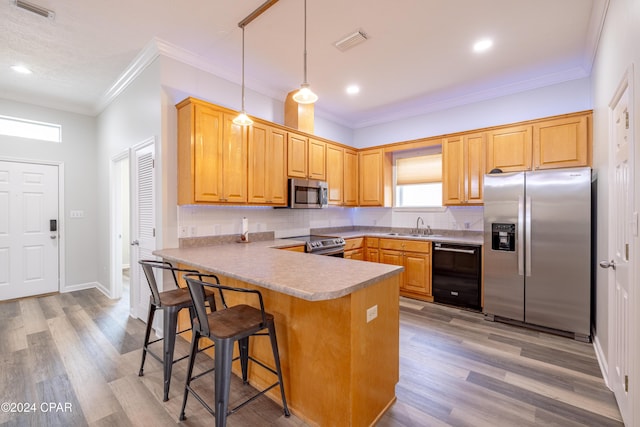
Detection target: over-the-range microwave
<box><xmin>288</xmin><ymin>178</ymin><xmax>328</xmax><ymax>208</ymax></box>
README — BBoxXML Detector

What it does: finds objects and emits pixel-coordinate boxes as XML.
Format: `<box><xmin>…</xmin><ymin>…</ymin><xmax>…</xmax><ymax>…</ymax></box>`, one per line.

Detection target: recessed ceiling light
<box><xmin>473</xmin><ymin>38</ymin><xmax>493</xmax><ymax>53</ymax></box>
<box><xmin>11</xmin><ymin>65</ymin><xmax>32</xmax><ymax>74</ymax></box>
<box><xmin>346</xmin><ymin>85</ymin><xmax>360</xmax><ymax>95</ymax></box>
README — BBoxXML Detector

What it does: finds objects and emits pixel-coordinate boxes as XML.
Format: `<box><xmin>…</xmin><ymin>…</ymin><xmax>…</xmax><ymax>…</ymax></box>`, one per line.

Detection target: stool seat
<box><xmin>179</xmin><ymin>274</ymin><xmax>290</xmax><ymax>427</ymax></box>
<box><xmin>157</xmin><ymin>287</ymin><xmax>214</xmax><ymax>308</ymax></box>
<box><xmin>200</xmin><ymin>304</ymin><xmax>273</xmax><ymax>339</ymax></box>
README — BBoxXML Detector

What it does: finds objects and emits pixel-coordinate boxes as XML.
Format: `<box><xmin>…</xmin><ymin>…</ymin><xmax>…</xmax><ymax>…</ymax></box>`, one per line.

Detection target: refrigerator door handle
<box><xmin>525</xmin><ymin>196</ymin><xmax>532</xmax><ymax>277</ymax></box>
<box><xmin>518</xmin><ymin>195</ymin><xmax>524</xmax><ymax>276</ymax></box>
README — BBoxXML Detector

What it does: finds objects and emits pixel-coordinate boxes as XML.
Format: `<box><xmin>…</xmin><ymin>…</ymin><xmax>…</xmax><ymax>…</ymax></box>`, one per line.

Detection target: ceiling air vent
<box><xmin>13</xmin><ymin>0</ymin><xmax>55</xmax><ymax>19</ymax></box>
<box><xmin>333</xmin><ymin>29</ymin><xmax>368</xmax><ymax>52</ymax></box>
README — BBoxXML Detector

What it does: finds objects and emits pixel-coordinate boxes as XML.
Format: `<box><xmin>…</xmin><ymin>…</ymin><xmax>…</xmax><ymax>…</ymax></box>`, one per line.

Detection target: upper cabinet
<box><xmin>486</xmin><ymin>112</ymin><xmax>591</xmax><ymax>173</ymax></box>
<box><xmin>486</xmin><ymin>125</ymin><xmax>533</xmax><ymax>172</ymax></box>
<box><xmin>443</xmin><ymin>132</ymin><xmax>485</xmax><ymax>205</ymax></box>
<box><xmin>532</xmin><ymin>114</ymin><xmax>589</xmax><ymax>170</ymax></box>
<box><xmin>287</xmin><ymin>132</ymin><xmax>326</xmax><ymax>180</ymax></box>
<box><xmin>177</xmin><ymin>99</ymin><xmax>247</xmax><ymax>205</ymax></box>
<box><xmin>358</xmin><ymin>148</ymin><xmax>391</xmax><ymax>207</ymax></box>
<box><xmin>326</xmin><ymin>144</ymin><xmax>359</xmax><ymax>206</ymax></box>
<box><xmin>248</xmin><ymin>122</ymin><xmax>287</xmax><ymax>206</ymax></box>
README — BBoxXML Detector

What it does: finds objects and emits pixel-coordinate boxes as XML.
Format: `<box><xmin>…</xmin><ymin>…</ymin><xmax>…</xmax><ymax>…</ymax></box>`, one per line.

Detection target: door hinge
<box><xmin>153</xmin><ymin>228</ymin><xmax>156</xmax><ymax>237</ymax></box>
<box><xmin>625</xmin><ymin>111</ymin><xmax>629</xmax><ymax>129</ymax></box>
<box><xmin>626</xmin><ymin>243</ymin><xmax>630</xmax><ymax>261</ymax></box>
<box><xmin>625</xmin><ymin>375</ymin><xmax>629</xmax><ymax>392</ymax></box>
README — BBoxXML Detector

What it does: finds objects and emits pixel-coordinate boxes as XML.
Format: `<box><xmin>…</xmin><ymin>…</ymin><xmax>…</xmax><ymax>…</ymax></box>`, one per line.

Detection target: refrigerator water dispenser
<box><xmin>491</xmin><ymin>223</ymin><xmax>515</xmax><ymax>251</ymax></box>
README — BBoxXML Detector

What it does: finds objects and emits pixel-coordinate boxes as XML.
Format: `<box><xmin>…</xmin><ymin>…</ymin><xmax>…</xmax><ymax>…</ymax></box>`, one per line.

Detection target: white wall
<box><xmin>591</xmin><ymin>0</ymin><xmax>640</xmax><ymax>420</ymax></box>
<box><xmin>0</xmin><ymin>98</ymin><xmax>98</xmax><ymax>290</ymax></box>
<box><xmin>96</xmin><ymin>59</ymin><xmax>162</xmax><ymax>294</ymax></box>
<box><xmin>352</xmin><ymin>78</ymin><xmax>592</xmax><ymax>148</ymax></box>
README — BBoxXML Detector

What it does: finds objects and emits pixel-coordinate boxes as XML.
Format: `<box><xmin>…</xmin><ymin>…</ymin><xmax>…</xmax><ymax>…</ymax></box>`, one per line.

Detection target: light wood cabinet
<box><xmin>344</xmin><ymin>149</ymin><xmax>359</xmax><ymax>206</ymax></box>
<box><xmin>281</xmin><ymin>245</ymin><xmax>305</xmax><ymax>252</ymax></box>
<box><xmin>327</xmin><ymin>144</ymin><xmax>359</xmax><ymax>206</ymax></box>
<box><xmin>248</xmin><ymin>122</ymin><xmax>287</xmax><ymax>205</ymax></box>
<box><xmin>379</xmin><ymin>238</ymin><xmax>432</xmax><ymax>301</ymax></box>
<box><xmin>326</xmin><ymin>143</ymin><xmax>344</xmax><ymax>205</ymax></box>
<box><xmin>344</xmin><ymin>237</ymin><xmax>364</xmax><ymax>260</ymax></box>
<box><xmin>177</xmin><ymin>99</ymin><xmax>247</xmax><ymax>204</ymax></box>
<box><xmin>443</xmin><ymin>132</ymin><xmax>485</xmax><ymax>205</ymax></box>
<box><xmin>287</xmin><ymin>133</ymin><xmax>326</xmax><ymax>180</ymax></box>
<box><xmin>365</xmin><ymin>237</ymin><xmax>379</xmax><ymax>262</ymax></box>
<box><xmin>533</xmin><ymin>114</ymin><xmax>589</xmax><ymax>170</ymax></box>
<box><xmin>486</xmin><ymin>124</ymin><xmax>533</xmax><ymax>173</ymax></box>
<box><xmin>358</xmin><ymin>148</ymin><xmax>391</xmax><ymax>207</ymax></box>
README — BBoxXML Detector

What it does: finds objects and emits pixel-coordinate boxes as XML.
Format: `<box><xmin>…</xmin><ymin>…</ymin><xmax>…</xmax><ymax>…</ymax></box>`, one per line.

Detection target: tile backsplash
<box><xmin>177</xmin><ymin>205</ymin><xmax>483</xmax><ymax>238</ymax></box>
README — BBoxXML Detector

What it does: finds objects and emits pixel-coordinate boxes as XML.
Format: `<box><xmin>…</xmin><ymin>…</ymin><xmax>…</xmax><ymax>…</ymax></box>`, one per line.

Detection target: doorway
<box><xmin>0</xmin><ymin>160</ymin><xmax>61</xmax><ymax>300</ymax></box>
<box><xmin>110</xmin><ymin>152</ymin><xmax>130</xmax><ymax>302</ymax></box>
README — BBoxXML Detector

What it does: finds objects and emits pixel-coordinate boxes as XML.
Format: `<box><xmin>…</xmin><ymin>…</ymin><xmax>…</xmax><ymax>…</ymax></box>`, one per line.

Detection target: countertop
<box><xmin>153</xmin><ymin>239</ymin><xmax>403</xmax><ymax>302</ymax></box>
<box><xmin>320</xmin><ymin>231</ymin><xmax>484</xmax><ymax>246</ymax></box>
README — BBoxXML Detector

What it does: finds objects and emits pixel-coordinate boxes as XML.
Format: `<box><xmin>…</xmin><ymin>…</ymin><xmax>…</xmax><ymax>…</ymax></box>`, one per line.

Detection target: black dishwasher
<box><xmin>432</xmin><ymin>242</ymin><xmax>481</xmax><ymax>310</ymax></box>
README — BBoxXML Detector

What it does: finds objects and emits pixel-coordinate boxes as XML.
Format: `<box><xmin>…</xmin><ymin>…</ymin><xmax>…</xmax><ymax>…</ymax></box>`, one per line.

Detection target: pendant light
<box><xmin>292</xmin><ymin>0</ymin><xmax>318</xmax><ymax>104</ymax></box>
<box><xmin>233</xmin><ymin>25</ymin><xmax>253</xmax><ymax>126</ymax></box>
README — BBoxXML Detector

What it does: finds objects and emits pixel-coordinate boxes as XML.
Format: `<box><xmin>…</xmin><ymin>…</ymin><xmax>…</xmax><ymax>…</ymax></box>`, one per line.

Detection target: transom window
<box><xmin>0</xmin><ymin>115</ymin><xmax>62</xmax><ymax>142</ymax></box>
<box><xmin>394</xmin><ymin>147</ymin><xmax>442</xmax><ymax>208</ymax></box>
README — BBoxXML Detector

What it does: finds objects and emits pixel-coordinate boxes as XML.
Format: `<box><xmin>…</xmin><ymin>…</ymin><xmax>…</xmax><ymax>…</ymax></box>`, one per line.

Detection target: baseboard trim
<box><xmin>61</xmin><ymin>281</ymin><xmax>101</xmax><ymax>294</ymax></box>
<box><xmin>593</xmin><ymin>332</ymin><xmax>610</xmax><ymax>390</ymax></box>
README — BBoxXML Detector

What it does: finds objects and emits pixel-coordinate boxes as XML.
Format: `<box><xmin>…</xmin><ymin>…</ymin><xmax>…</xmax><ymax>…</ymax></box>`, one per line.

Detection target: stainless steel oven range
<box><xmin>284</xmin><ymin>235</ymin><xmax>345</xmax><ymax>257</ymax></box>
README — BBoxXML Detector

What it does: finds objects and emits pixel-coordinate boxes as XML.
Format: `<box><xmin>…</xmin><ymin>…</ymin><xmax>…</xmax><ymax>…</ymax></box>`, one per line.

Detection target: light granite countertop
<box><xmin>321</xmin><ymin>231</ymin><xmax>484</xmax><ymax>246</ymax></box>
<box><xmin>153</xmin><ymin>239</ymin><xmax>403</xmax><ymax>302</ymax></box>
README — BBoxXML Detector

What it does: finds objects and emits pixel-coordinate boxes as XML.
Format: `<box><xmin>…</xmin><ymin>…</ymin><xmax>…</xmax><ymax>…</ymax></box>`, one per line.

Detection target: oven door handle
<box><xmin>434</xmin><ymin>247</ymin><xmax>476</xmax><ymax>254</ymax></box>
<box><xmin>310</xmin><ymin>247</ymin><xmax>345</xmax><ymax>256</ymax></box>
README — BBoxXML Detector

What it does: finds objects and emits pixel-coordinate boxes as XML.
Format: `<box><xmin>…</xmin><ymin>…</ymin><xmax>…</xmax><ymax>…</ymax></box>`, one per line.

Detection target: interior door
<box><xmin>0</xmin><ymin>161</ymin><xmax>59</xmax><ymax>300</ymax></box>
<box><xmin>130</xmin><ymin>141</ymin><xmax>155</xmax><ymax>320</ymax></box>
<box><xmin>604</xmin><ymin>82</ymin><xmax>631</xmax><ymax>423</ymax></box>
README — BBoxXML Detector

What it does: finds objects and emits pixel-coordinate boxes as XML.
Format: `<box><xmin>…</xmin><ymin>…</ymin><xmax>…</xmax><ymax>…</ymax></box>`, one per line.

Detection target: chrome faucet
<box><xmin>426</xmin><ymin>225</ymin><xmax>433</xmax><ymax>236</ymax></box>
<box><xmin>416</xmin><ymin>217</ymin><xmax>424</xmax><ymax>234</ymax></box>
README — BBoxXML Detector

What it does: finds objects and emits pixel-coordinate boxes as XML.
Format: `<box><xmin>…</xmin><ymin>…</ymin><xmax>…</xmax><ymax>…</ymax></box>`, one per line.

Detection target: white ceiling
<box><xmin>0</xmin><ymin>0</ymin><xmax>606</xmax><ymax>128</ymax></box>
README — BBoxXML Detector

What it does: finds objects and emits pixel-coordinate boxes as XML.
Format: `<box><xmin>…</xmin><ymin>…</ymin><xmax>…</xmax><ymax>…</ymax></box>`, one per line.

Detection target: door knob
<box><xmin>599</xmin><ymin>260</ymin><xmax>616</xmax><ymax>270</ymax></box>
<box><xmin>131</xmin><ymin>240</ymin><xmax>139</xmax><ymax>246</ymax></box>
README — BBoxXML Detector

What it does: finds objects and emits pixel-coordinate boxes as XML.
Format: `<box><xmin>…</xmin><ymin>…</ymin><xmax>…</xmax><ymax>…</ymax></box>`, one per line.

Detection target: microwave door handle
<box><xmin>518</xmin><ymin>195</ymin><xmax>524</xmax><ymax>276</ymax></box>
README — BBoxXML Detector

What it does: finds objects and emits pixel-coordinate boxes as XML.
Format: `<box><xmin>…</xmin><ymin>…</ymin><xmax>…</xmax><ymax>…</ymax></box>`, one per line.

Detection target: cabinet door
<box><xmin>267</xmin><ymin>128</ymin><xmax>288</xmax><ymax>205</ymax></box>
<box><xmin>404</xmin><ymin>252</ymin><xmax>431</xmax><ymax>296</ymax></box>
<box><xmin>308</xmin><ymin>138</ymin><xmax>326</xmax><ymax>180</ymax></box>
<box><xmin>359</xmin><ymin>149</ymin><xmax>384</xmax><ymax>206</ymax></box>
<box><xmin>288</xmin><ymin>132</ymin><xmax>308</xmax><ymax>178</ymax></box>
<box><xmin>365</xmin><ymin>248</ymin><xmax>379</xmax><ymax>263</ymax></box>
<box><xmin>194</xmin><ymin>105</ymin><xmax>223</xmax><ymax>202</ymax></box>
<box><xmin>379</xmin><ymin>249</ymin><xmax>404</xmax><ymax>284</ymax></box>
<box><xmin>345</xmin><ymin>249</ymin><xmax>364</xmax><ymax>260</ymax></box>
<box><xmin>221</xmin><ymin>114</ymin><xmax>247</xmax><ymax>203</ymax></box>
<box><xmin>326</xmin><ymin>143</ymin><xmax>344</xmax><ymax>205</ymax></box>
<box><xmin>442</xmin><ymin>136</ymin><xmax>464</xmax><ymax>205</ymax></box>
<box><xmin>533</xmin><ymin>115</ymin><xmax>589</xmax><ymax>170</ymax></box>
<box><xmin>465</xmin><ymin>132</ymin><xmax>485</xmax><ymax>204</ymax></box>
<box><xmin>344</xmin><ymin>149</ymin><xmax>359</xmax><ymax>206</ymax></box>
<box><xmin>248</xmin><ymin>123</ymin><xmax>287</xmax><ymax>205</ymax></box>
<box><xmin>486</xmin><ymin>125</ymin><xmax>532</xmax><ymax>172</ymax></box>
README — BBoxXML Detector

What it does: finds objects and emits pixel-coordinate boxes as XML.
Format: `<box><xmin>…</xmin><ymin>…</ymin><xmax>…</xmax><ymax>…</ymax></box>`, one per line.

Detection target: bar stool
<box><xmin>138</xmin><ymin>260</ymin><xmax>216</xmax><ymax>402</ymax></box>
<box><xmin>179</xmin><ymin>273</ymin><xmax>290</xmax><ymax>427</ymax></box>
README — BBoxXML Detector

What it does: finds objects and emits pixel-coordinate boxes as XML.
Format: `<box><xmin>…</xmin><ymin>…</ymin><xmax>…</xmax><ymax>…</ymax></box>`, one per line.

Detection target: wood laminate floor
<box><xmin>0</xmin><ymin>282</ymin><xmax>623</xmax><ymax>426</ymax></box>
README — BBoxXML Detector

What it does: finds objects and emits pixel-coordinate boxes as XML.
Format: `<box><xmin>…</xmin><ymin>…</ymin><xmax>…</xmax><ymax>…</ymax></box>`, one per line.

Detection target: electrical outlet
<box><xmin>190</xmin><ymin>225</ymin><xmax>197</xmax><ymax>237</ymax></box>
<box><xmin>464</xmin><ymin>221</ymin><xmax>471</xmax><ymax>229</ymax></box>
<box><xmin>366</xmin><ymin>305</ymin><xmax>378</xmax><ymax>323</ymax></box>
<box><xmin>179</xmin><ymin>226</ymin><xmax>188</xmax><ymax>238</ymax></box>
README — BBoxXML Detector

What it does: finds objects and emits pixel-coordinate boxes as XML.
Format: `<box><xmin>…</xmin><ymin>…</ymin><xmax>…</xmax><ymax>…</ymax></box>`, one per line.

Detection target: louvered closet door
<box><xmin>131</xmin><ymin>140</ymin><xmax>156</xmax><ymax>320</ymax></box>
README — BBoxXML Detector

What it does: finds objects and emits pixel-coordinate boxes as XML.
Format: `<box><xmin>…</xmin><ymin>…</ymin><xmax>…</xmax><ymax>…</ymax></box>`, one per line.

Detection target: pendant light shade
<box><xmin>292</xmin><ymin>0</ymin><xmax>317</xmax><ymax>104</ymax></box>
<box><xmin>233</xmin><ymin>25</ymin><xmax>253</xmax><ymax>126</ymax></box>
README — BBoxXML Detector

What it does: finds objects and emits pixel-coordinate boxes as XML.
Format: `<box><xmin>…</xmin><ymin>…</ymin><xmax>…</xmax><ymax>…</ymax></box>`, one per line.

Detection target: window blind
<box><xmin>396</xmin><ymin>154</ymin><xmax>442</xmax><ymax>185</ymax></box>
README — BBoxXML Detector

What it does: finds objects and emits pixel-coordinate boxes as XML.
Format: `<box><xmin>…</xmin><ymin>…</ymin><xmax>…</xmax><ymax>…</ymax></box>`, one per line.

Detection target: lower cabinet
<box><xmin>344</xmin><ymin>237</ymin><xmax>364</xmax><ymax>260</ymax></box>
<box><xmin>365</xmin><ymin>237</ymin><xmax>379</xmax><ymax>262</ymax></box>
<box><xmin>379</xmin><ymin>238</ymin><xmax>432</xmax><ymax>301</ymax></box>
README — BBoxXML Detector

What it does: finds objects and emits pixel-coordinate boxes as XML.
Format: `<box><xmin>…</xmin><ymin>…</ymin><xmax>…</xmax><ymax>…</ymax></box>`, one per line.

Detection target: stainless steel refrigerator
<box><xmin>483</xmin><ymin>167</ymin><xmax>592</xmax><ymax>341</ymax></box>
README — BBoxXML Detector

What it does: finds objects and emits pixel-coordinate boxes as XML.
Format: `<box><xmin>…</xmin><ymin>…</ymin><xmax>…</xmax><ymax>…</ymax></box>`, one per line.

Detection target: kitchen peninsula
<box><xmin>154</xmin><ymin>239</ymin><xmax>403</xmax><ymax>427</ymax></box>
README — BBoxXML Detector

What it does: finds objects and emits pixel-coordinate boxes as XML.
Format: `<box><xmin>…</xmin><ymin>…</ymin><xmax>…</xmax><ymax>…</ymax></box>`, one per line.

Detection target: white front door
<box><xmin>606</xmin><ymin>76</ymin><xmax>632</xmax><ymax>424</ymax></box>
<box><xmin>130</xmin><ymin>139</ymin><xmax>156</xmax><ymax>320</ymax></box>
<box><xmin>0</xmin><ymin>160</ymin><xmax>59</xmax><ymax>300</ymax></box>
